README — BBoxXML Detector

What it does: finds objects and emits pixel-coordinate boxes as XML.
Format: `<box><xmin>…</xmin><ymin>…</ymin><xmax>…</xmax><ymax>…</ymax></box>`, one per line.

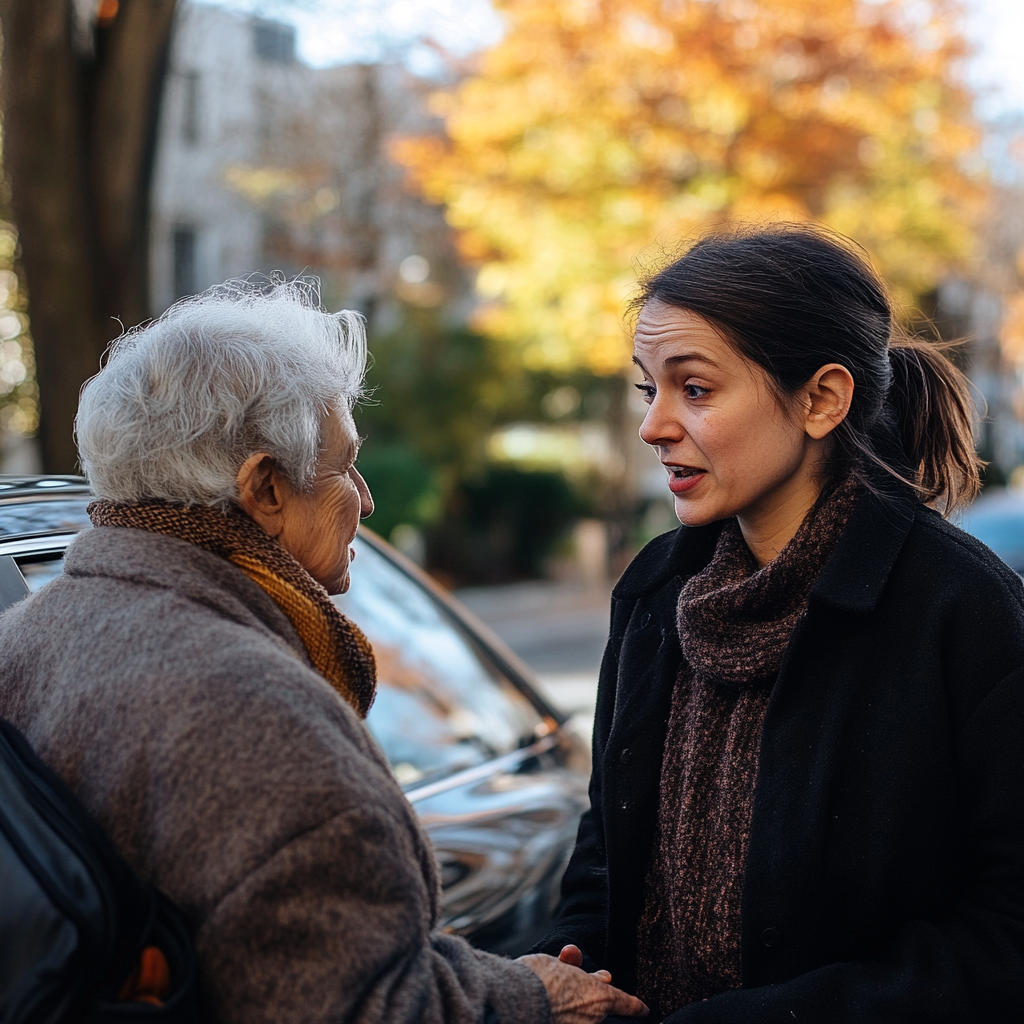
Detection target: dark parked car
<box><xmin>0</xmin><ymin>476</ymin><xmax>589</xmax><ymax>955</ymax></box>
<box><xmin>960</xmin><ymin>488</ymin><xmax>1024</xmax><ymax>576</ymax></box>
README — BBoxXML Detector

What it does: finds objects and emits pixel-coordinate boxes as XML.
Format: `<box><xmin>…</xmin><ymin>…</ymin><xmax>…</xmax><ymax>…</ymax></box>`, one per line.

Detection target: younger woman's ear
<box><xmin>804</xmin><ymin>363</ymin><xmax>855</xmax><ymax>440</ymax></box>
<box><xmin>235</xmin><ymin>453</ymin><xmax>288</xmax><ymax>537</ymax></box>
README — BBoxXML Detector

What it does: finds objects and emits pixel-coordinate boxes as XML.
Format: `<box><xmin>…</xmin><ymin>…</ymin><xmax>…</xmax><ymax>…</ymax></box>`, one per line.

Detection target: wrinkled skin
<box><xmin>236</xmin><ymin>405</ymin><xmax>373</xmax><ymax>594</ymax></box>
<box><xmin>519</xmin><ymin>948</ymin><xmax>649</xmax><ymax>1024</ymax></box>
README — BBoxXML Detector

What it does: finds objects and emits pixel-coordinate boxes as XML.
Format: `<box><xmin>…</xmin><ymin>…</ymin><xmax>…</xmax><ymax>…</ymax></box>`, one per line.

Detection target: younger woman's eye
<box><xmin>683</xmin><ymin>383</ymin><xmax>709</xmax><ymax>399</ymax></box>
<box><xmin>634</xmin><ymin>383</ymin><xmax>656</xmax><ymax>402</ymax></box>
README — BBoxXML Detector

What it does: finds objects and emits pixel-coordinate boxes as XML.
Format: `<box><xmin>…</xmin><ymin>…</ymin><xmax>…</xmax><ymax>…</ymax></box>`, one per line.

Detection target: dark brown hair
<box><xmin>633</xmin><ymin>224</ymin><xmax>982</xmax><ymax>513</ymax></box>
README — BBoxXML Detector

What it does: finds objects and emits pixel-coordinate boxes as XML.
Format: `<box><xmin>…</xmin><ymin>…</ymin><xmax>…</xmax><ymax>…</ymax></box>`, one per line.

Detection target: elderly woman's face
<box><xmin>276</xmin><ymin>407</ymin><xmax>373</xmax><ymax>594</ymax></box>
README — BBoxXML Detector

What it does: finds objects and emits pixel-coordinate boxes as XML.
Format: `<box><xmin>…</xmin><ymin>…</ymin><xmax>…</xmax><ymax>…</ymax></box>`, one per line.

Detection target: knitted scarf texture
<box><xmin>88</xmin><ymin>500</ymin><xmax>377</xmax><ymax>718</ymax></box>
<box><xmin>635</xmin><ymin>476</ymin><xmax>860</xmax><ymax>1016</ymax></box>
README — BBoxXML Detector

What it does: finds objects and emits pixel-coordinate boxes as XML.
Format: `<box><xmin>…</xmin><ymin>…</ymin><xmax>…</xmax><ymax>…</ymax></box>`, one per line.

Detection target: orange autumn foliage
<box><xmin>394</xmin><ymin>0</ymin><xmax>985</xmax><ymax>374</ymax></box>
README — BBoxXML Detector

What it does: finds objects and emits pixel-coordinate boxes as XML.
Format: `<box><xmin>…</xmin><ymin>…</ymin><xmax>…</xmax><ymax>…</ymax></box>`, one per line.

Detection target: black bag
<box><xmin>0</xmin><ymin>718</ymin><xmax>202</xmax><ymax>1023</ymax></box>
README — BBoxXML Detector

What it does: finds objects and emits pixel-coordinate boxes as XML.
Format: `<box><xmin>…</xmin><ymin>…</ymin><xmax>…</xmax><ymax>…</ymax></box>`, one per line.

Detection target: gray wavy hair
<box><xmin>76</xmin><ymin>276</ymin><xmax>367</xmax><ymax>507</ymax></box>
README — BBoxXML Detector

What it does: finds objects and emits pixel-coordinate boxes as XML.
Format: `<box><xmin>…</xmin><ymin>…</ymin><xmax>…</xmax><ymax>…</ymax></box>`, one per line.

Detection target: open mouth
<box><xmin>666</xmin><ymin>465</ymin><xmax>706</xmax><ymax>493</ymax></box>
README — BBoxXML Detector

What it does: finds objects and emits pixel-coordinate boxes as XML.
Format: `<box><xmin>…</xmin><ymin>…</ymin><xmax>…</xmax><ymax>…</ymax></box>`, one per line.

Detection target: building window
<box><xmin>173</xmin><ymin>227</ymin><xmax>197</xmax><ymax>299</ymax></box>
<box><xmin>252</xmin><ymin>19</ymin><xmax>296</xmax><ymax>64</ymax></box>
<box><xmin>181</xmin><ymin>71</ymin><xmax>199</xmax><ymax>145</ymax></box>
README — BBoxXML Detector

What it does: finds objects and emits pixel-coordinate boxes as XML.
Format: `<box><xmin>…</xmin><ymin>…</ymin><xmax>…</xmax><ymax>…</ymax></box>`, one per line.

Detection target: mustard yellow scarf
<box><xmin>88</xmin><ymin>500</ymin><xmax>376</xmax><ymax>717</ymax></box>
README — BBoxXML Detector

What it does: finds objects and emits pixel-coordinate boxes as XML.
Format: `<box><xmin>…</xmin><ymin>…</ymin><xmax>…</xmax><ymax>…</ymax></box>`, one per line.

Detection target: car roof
<box><xmin>0</xmin><ymin>475</ymin><xmax>91</xmax><ymax>501</ymax></box>
<box><xmin>0</xmin><ymin>476</ymin><xmax>91</xmax><ymax>544</ymax></box>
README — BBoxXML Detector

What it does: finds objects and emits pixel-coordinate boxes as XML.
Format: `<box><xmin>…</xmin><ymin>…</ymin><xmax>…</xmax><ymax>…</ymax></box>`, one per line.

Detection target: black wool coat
<box><xmin>535</xmin><ymin>485</ymin><xmax>1024</xmax><ymax>1022</ymax></box>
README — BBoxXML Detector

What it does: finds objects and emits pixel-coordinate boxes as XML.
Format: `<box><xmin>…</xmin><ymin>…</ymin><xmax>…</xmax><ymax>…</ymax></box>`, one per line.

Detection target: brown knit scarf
<box><xmin>635</xmin><ymin>476</ymin><xmax>860</xmax><ymax>1017</ymax></box>
<box><xmin>88</xmin><ymin>500</ymin><xmax>377</xmax><ymax>718</ymax></box>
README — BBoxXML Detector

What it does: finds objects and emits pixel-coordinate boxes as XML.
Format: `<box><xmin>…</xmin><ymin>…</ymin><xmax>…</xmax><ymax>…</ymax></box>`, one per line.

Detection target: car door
<box><xmin>337</xmin><ymin>535</ymin><xmax>589</xmax><ymax>954</ymax></box>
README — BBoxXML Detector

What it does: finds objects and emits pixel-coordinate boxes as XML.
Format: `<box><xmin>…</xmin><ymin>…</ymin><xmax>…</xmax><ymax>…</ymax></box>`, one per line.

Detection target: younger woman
<box><xmin>537</xmin><ymin>225</ymin><xmax>1024</xmax><ymax>1021</ymax></box>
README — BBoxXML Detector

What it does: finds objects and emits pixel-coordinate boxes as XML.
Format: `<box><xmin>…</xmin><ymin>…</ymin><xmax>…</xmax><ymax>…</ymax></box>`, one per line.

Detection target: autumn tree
<box><xmin>395</xmin><ymin>0</ymin><xmax>985</xmax><ymax>376</ymax></box>
<box><xmin>0</xmin><ymin>0</ymin><xmax>178</xmax><ymax>472</ymax></box>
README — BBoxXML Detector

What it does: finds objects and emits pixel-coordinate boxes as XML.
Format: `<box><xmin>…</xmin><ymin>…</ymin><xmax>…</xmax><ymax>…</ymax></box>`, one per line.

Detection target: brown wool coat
<box><xmin>0</xmin><ymin>526</ymin><xmax>550</xmax><ymax>1024</ymax></box>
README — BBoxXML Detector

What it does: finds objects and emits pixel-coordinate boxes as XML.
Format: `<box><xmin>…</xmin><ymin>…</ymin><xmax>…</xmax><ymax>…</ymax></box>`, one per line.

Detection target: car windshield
<box><xmin>336</xmin><ymin>537</ymin><xmax>542</xmax><ymax>788</ymax></box>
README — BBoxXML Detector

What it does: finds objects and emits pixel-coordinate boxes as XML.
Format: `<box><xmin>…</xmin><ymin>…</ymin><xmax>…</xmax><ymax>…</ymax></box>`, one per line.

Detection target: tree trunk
<box><xmin>0</xmin><ymin>0</ymin><xmax>177</xmax><ymax>472</ymax></box>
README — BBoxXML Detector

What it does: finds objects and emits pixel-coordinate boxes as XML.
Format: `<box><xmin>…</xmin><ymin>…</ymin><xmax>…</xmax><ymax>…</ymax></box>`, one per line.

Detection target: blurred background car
<box><xmin>0</xmin><ymin>475</ymin><xmax>590</xmax><ymax>956</ymax></box>
<box><xmin>959</xmin><ymin>488</ymin><xmax>1024</xmax><ymax>575</ymax></box>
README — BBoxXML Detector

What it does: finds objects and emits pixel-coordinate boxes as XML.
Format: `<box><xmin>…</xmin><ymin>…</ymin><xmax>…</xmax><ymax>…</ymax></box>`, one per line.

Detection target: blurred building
<box><xmin>151</xmin><ymin>1</ymin><xmax>469</xmax><ymax>329</ymax></box>
<box><xmin>935</xmin><ymin>183</ymin><xmax>1024</xmax><ymax>483</ymax></box>
<box><xmin>935</xmin><ymin>279</ymin><xmax>1024</xmax><ymax>480</ymax></box>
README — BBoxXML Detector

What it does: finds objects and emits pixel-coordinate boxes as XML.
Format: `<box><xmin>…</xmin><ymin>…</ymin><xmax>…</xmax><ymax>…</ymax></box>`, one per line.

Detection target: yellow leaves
<box><xmin>689</xmin><ymin>87</ymin><xmax>751</xmax><ymax>137</ymax></box>
<box><xmin>396</xmin><ymin>0</ymin><xmax>985</xmax><ymax>375</ymax></box>
<box><xmin>476</xmin><ymin>263</ymin><xmax>508</xmax><ymax>299</ymax></box>
<box><xmin>735</xmin><ymin>147</ymin><xmax>783</xmax><ymax>189</ymax></box>
<box><xmin>621</xmin><ymin>13</ymin><xmax>674</xmax><ymax>53</ymax></box>
<box><xmin>545</xmin><ymin>0</ymin><xmax>601</xmax><ymax>30</ymax></box>
<box><xmin>388</xmin><ymin>136</ymin><xmax>448</xmax><ymax>203</ymax></box>
<box><xmin>731</xmin><ymin>192</ymin><xmax>810</xmax><ymax>223</ymax></box>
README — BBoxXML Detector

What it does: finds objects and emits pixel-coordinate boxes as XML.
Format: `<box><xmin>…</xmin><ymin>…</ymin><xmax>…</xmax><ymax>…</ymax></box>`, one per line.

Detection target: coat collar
<box><xmin>64</xmin><ymin>525</ymin><xmax>309</xmax><ymax>654</ymax></box>
<box><xmin>810</xmin><ymin>481</ymin><xmax>917</xmax><ymax>613</ymax></box>
<box><xmin>613</xmin><ymin>481</ymin><xmax>918</xmax><ymax>613</ymax></box>
<box><xmin>612</xmin><ymin>520</ymin><xmax>722</xmax><ymax>600</ymax></box>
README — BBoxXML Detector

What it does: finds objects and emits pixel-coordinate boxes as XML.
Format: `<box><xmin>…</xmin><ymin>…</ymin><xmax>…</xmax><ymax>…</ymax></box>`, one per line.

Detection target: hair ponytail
<box><xmin>881</xmin><ymin>337</ymin><xmax>982</xmax><ymax>512</ymax></box>
<box><xmin>635</xmin><ymin>223</ymin><xmax>984</xmax><ymax>516</ymax></box>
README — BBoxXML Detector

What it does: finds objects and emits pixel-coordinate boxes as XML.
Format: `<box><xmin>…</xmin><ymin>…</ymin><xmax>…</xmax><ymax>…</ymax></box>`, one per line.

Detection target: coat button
<box><xmin>620</xmin><ymin>799</ymin><xmax>631</xmax><ymax>811</ymax></box>
<box><xmin>760</xmin><ymin>927</ymin><xmax>782</xmax><ymax>948</ymax></box>
<box><xmin>619</xmin><ymin>748</ymin><xmax>633</xmax><ymax>764</ymax></box>
<box><xmin>639</xmin><ymin>612</ymin><xmax>651</xmax><ymax>628</ymax></box>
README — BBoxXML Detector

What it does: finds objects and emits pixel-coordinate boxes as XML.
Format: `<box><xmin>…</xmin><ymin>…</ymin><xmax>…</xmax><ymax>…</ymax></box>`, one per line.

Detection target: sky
<box><xmin>196</xmin><ymin>0</ymin><xmax>503</xmax><ymax>74</ymax></box>
<box><xmin>963</xmin><ymin>0</ymin><xmax>1024</xmax><ymax>119</ymax></box>
<box><xmin>198</xmin><ymin>0</ymin><xmax>1024</xmax><ymax>118</ymax></box>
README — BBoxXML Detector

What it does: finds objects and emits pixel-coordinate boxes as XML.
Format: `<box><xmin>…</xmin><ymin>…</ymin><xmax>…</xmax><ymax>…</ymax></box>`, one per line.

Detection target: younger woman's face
<box><xmin>634</xmin><ymin>300</ymin><xmax>830</xmax><ymax>555</ymax></box>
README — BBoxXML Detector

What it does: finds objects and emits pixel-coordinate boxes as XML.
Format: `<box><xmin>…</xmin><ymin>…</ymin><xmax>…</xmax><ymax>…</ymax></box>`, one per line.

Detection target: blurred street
<box><xmin>455</xmin><ymin>580</ymin><xmax>611</xmax><ymax>732</ymax></box>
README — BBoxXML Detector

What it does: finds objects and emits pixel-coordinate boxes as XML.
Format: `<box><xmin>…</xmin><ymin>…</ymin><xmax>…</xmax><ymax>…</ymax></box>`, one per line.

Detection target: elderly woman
<box><xmin>0</xmin><ymin>279</ymin><xmax>646</xmax><ymax>1024</ymax></box>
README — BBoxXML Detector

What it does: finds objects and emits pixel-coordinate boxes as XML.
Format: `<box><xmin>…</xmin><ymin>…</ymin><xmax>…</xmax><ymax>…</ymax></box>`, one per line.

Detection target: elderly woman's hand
<box><xmin>517</xmin><ymin>952</ymin><xmax>649</xmax><ymax>1024</ymax></box>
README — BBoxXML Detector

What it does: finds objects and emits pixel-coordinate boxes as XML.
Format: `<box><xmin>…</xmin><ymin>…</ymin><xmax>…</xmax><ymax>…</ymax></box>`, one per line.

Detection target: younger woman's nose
<box><xmin>639</xmin><ymin>403</ymin><xmax>684</xmax><ymax>449</ymax></box>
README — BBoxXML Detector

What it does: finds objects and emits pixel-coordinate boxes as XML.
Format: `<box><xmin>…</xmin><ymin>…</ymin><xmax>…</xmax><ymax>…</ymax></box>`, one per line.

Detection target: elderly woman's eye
<box><xmin>634</xmin><ymin>383</ymin><xmax>656</xmax><ymax>401</ymax></box>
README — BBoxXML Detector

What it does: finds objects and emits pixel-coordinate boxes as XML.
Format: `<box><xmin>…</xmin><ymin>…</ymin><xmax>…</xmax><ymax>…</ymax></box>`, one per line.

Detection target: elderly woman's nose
<box><xmin>353</xmin><ymin>468</ymin><xmax>374</xmax><ymax>518</ymax></box>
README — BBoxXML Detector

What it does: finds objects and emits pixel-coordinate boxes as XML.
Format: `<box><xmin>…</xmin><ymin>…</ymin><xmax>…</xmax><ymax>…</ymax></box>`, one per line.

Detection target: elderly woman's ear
<box><xmin>236</xmin><ymin>453</ymin><xmax>290</xmax><ymax>539</ymax></box>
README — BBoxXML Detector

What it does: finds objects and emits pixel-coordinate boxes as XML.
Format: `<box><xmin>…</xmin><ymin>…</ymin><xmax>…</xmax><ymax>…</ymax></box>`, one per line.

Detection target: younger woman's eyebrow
<box><xmin>664</xmin><ymin>352</ymin><xmax>720</xmax><ymax>368</ymax></box>
<box><xmin>632</xmin><ymin>352</ymin><xmax>720</xmax><ymax>371</ymax></box>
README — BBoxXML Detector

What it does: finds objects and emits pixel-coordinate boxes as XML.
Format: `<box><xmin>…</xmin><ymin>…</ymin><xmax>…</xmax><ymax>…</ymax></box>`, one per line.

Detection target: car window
<box><xmin>16</xmin><ymin>555</ymin><xmax>65</xmax><ymax>593</ymax></box>
<box><xmin>336</xmin><ymin>537</ymin><xmax>544</xmax><ymax>788</ymax></box>
<box><xmin>0</xmin><ymin>500</ymin><xmax>92</xmax><ymax>538</ymax></box>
